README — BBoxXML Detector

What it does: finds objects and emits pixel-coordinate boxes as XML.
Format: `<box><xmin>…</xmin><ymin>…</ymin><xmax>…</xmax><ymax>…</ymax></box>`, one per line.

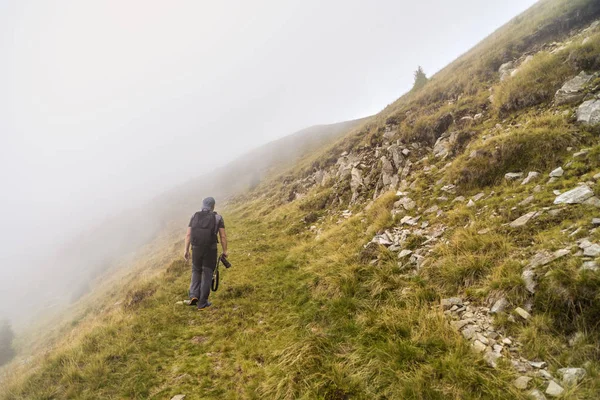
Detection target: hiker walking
<box><xmin>183</xmin><ymin>197</ymin><xmax>227</xmax><ymax>310</ymax></box>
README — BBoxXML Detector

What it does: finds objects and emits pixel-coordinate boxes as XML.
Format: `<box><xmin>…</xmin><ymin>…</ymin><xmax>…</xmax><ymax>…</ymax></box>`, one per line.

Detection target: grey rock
<box><xmin>584</xmin><ymin>196</ymin><xmax>600</xmax><ymax>208</ymax></box>
<box><xmin>554</xmin><ymin>185</ymin><xmax>594</xmax><ymax>204</ymax></box>
<box><xmin>398</xmin><ymin>249</ymin><xmax>413</xmax><ymax>258</ymax></box>
<box><xmin>472</xmin><ymin>340</ymin><xmax>487</xmax><ymax>353</ymax></box>
<box><xmin>522</xmin><ymin>171</ymin><xmax>540</xmax><ymax>185</ymax></box>
<box><xmin>505</xmin><ymin>172</ymin><xmax>524</xmax><ymax>181</ymax></box>
<box><xmin>510</xmin><ymin>211</ymin><xmax>538</xmax><ymax>228</ymax></box>
<box><xmin>528</xmin><ymin>249</ymin><xmax>569</xmax><ymax>268</ymax></box>
<box><xmin>441</xmin><ymin>297</ymin><xmax>462</xmax><ymax>310</ymax></box>
<box><xmin>545</xmin><ymin>381</ymin><xmax>564</xmax><ymax>397</ymax></box>
<box><xmin>527</xmin><ymin>389</ymin><xmax>547</xmax><ymax>400</ymax></box>
<box><xmin>515</xmin><ymin>307</ymin><xmax>531</xmax><ymax>320</ymax></box>
<box><xmin>555</xmin><ymin>72</ymin><xmax>594</xmax><ymax>105</ymax></box>
<box><xmin>513</xmin><ymin>376</ymin><xmax>532</xmax><ymax>390</ymax></box>
<box><xmin>522</xmin><ymin>269</ymin><xmax>537</xmax><ymax>293</ymax></box>
<box><xmin>577</xmin><ymin>99</ymin><xmax>600</xmax><ymax>125</ymax></box>
<box><xmin>519</xmin><ymin>196</ymin><xmax>535</xmax><ymax>206</ymax></box>
<box><xmin>462</xmin><ymin>325</ymin><xmax>478</xmax><ymax>340</ymax></box>
<box><xmin>582</xmin><ymin>261</ymin><xmax>598</xmax><ymax>271</ymax></box>
<box><xmin>350</xmin><ymin>167</ymin><xmax>363</xmax><ymax>193</ymax></box>
<box><xmin>557</xmin><ymin>367</ymin><xmax>586</xmax><ymax>386</ymax></box>
<box><xmin>171</xmin><ymin>396</ymin><xmax>186</xmax><ymax>400</ymax></box>
<box><xmin>472</xmin><ymin>192</ymin><xmax>486</xmax><ymax>202</ymax></box>
<box><xmin>549</xmin><ymin>167</ymin><xmax>564</xmax><ymax>178</ymax></box>
<box><xmin>592</xmin><ymin>218</ymin><xmax>600</xmax><ymax>226</ymax></box>
<box><xmin>484</xmin><ymin>350</ymin><xmax>501</xmax><ymax>368</ymax></box>
<box><xmin>583</xmin><ymin>243</ymin><xmax>600</xmax><ymax>257</ymax></box>
<box><xmin>490</xmin><ymin>298</ymin><xmax>509</xmax><ymax>314</ymax></box>
<box><xmin>395</xmin><ymin>197</ymin><xmax>416</xmax><ymax>211</ymax></box>
<box><xmin>451</xmin><ymin>320</ymin><xmax>470</xmax><ymax>330</ymax></box>
<box><xmin>499</xmin><ymin>61</ymin><xmax>515</xmax><ymax>81</ymax></box>
<box><xmin>530</xmin><ymin>361</ymin><xmax>547</xmax><ymax>369</ymax></box>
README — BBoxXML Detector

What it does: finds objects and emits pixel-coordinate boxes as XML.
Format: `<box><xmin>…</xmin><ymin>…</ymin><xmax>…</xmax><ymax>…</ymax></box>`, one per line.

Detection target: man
<box><xmin>184</xmin><ymin>197</ymin><xmax>227</xmax><ymax>310</ymax></box>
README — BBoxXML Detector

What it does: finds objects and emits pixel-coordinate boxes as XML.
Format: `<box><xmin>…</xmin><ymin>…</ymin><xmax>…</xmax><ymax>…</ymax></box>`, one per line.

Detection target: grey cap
<box><xmin>202</xmin><ymin>197</ymin><xmax>216</xmax><ymax>211</ymax></box>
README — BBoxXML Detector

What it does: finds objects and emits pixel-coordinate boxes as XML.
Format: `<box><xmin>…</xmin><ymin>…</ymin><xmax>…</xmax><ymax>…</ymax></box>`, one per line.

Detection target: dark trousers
<box><xmin>189</xmin><ymin>246</ymin><xmax>218</xmax><ymax>308</ymax></box>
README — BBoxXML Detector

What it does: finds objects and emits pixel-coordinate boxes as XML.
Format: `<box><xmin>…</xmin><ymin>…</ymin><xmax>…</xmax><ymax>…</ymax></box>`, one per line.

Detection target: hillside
<box><xmin>3</xmin><ymin>0</ymin><xmax>600</xmax><ymax>398</ymax></box>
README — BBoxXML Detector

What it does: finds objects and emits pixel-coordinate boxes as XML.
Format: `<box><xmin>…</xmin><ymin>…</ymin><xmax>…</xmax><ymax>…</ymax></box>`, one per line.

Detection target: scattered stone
<box><xmin>545</xmin><ymin>381</ymin><xmax>564</xmax><ymax>397</ymax></box>
<box><xmin>451</xmin><ymin>320</ymin><xmax>470</xmax><ymax>330</ymax></box>
<box><xmin>522</xmin><ymin>269</ymin><xmax>537</xmax><ymax>293</ymax></box>
<box><xmin>505</xmin><ymin>172</ymin><xmax>524</xmax><ymax>181</ymax></box>
<box><xmin>171</xmin><ymin>396</ymin><xmax>186</xmax><ymax>400</ymax></box>
<box><xmin>484</xmin><ymin>350</ymin><xmax>501</xmax><ymax>368</ymax></box>
<box><xmin>577</xmin><ymin>99</ymin><xmax>600</xmax><ymax>125</ymax></box>
<box><xmin>510</xmin><ymin>211</ymin><xmax>538</xmax><ymax>228</ymax></box>
<box><xmin>441</xmin><ymin>184</ymin><xmax>456</xmax><ymax>194</ymax></box>
<box><xmin>515</xmin><ymin>307</ymin><xmax>531</xmax><ymax>320</ymax></box>
<box><xmin>513</xmin><ymin>376</ymin><xmax>532</xmax><ymax>390</ymax></box>
<box><xmin>441</xmin><ymin>297</ymin><xmax>462</xmax><ymax>310</ymax></box>
<box><xmin>472</xmin><ymin>340</ymin><xmax>487</xmax><ymax>353</ymax></box>
<box><xmin>522</xmin><ymin>171</ymin><xmax>540</xmax><ymax>185</ymax></box>
<box><xmin>490</xmin><ymin>298</ymin><xmax>509</xmax><ymax>314</ymax></box>
<box><xmin>519</xmin><ymin>196</ymin><xmax>535</xmax><ymax>206</ymax></box>
<box><xmin>537</xmin><ymin>370</ymin><xmax>554</xmax><ymax>380</ymax></box>
<box><xmin>549</xmin><ymin>167</ymin><xmax>564</xmax><ymax>178</ymax></box>
<box><xmin>502</xmin><ymin>338</ymin><xmax>512</xmax><ymax>345</ymax></box>
<box><xmin>472</xmin><ymin>192</ymin><xmax>486</xmax><ymax>202</ymax></box>
<box><xmin>593</xmin><ymin>218</ymin><xmax>600</xmax><ymax>226</ymax></box>
<box><xmin>467</xmin><ymin>199</ymin><xmax>476</xmax><ymax>208</ymax></box>
<box><xmin>555</xmin><ymin>72</ymin><xmax>594</xmax><ymax>105</ymax></box>
<box><xmin>395</xmin><ymin>197</ymin><xmax>416</xmax><ymax>211</ymax></box>
<box><xmin>530</xmin><ymin>361</ymin><xmax>547</xmax><ymax>369</ymax></box>
<box><xmin>583</xmin><ymin>243</ymin><xmax>600</xmax><ymax>257</ymax></box>
<box><xmin>584</xmin><ymin>196</ymin><xmax>600</xmax><ymax>208</ymax></box>
<box><xmin>582</xmin><ymin>261</ymin><xmax>598</xmax><ymax>271</ymax></box>
<box><xmin>554</xmin><ymin>185</ymin><xmax>594</xmax><ymax>204</ymax></box>
<box><xmin>400</xmin><ymin>216</ymin><xmax>420</xmax><ymax>226</ymax></box>
<box><xmin>553</xmin><ymin>190</ymin><xmax>562</xmax><ymax>196</ymax></box>
<box><xmin>424</xmin><ymin>205</ymin><xmax>439</xmax><ymax>214</ymax></box>
<box><xmin>398</xmin><ymin>249</ymin><xmax>413</xmax><ymax>258</ymax></box>
<box><xmin>557</xmin><ymin>367</ymin><xmax>586</xmax><ymax>386</ymax></box>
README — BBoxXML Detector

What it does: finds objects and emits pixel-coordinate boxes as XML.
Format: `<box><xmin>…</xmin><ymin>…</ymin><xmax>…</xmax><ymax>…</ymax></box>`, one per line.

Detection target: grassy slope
<box><xmin>3</xmin><ymin>0</ymin><xmax>600</xmax><ymax>398</ymax></box>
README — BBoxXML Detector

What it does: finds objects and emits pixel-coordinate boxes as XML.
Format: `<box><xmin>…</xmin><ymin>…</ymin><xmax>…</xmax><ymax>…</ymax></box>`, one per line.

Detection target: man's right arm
<box><xmin>219</xmin><ymin>228</ymin><xmax>228</xmax><ymax>257</ymax></box>
<box><xmin>184</xmin><ymin>227</ymin><xmax>192</xmax><ymax>261</ymax></box>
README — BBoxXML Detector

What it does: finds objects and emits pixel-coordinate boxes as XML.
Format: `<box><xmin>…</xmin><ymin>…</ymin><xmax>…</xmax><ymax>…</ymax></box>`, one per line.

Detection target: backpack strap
<box><xmin>214</xmin><ymin>214</ymin><xmax>222</xmax><ymax>235</ymax></box>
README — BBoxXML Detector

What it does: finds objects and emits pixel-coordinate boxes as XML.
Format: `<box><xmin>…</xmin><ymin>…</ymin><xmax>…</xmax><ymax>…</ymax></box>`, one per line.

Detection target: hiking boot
<box><xmin>198</xmin><ymin>302</ymin><xmax>212</xmax><ymax>310</ymax></box>
<box><xmin>183</xmin><ymin>298</ymin><xmax>198</xmax><ymax>306</ymax></box>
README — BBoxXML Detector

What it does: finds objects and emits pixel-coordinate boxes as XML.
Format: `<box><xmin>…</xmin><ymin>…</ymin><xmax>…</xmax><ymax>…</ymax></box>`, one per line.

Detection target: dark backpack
<box><xmin>190</xmin><ymin>210</ymin><xmax>217</xmax><ymax>247</ymax></box>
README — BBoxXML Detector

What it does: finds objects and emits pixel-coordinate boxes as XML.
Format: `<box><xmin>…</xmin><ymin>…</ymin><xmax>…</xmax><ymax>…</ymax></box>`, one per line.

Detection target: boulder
<box><xmin>499</xmin><ymin>61</ymin><xmax>515</xmax><ymax>81</ymax></box>
<box><xmin>510</xmin><ymin>211</ymin><xmax>538</xmax><ymax>228</ymax></box>
<box><xmin>557</xmin><ymin>367</ymin><xmax>586</xmax><ymax>386</ymax></box>
<box><xmin>521</xmin><ymin>171</ymin><xmax>540</xmax><ymax>185</ymax></box>
<box><xmin>350</xmin><ymin>167</ymin><xmax>363</xmax><ymax>193</ymax></box>
<box><xmin>555</xmin><ymin>72</ymin><xmax>594</xmax><ymax>105</ymax></box>
<box><xmin>584</xmin><ymin>244</ymin><xmax>600</xmax><ymax>257</ymax></box>
<box><xmin>522</xmin><ymin>269</ymin><xmax>537</xmax><ymax>293</ymax></box>
<box><xmin>381</xmin><ymin>157</ymin><xmax>395</xmax><ymax>186</ymax></box>
<box><xmin>513</xmin><ymin>376</ymin><xmax>532</xmax><ymax>390</ymax></box>
<box><xmin>549</xmin><ymin>167</ymin><xmax>564</xmax><ymax>178</ymax></box>
<box><xmin>490</xmin><ymin>298</ymin><xmax>509</xmax><ymax>314</ymax></box>
<box><xmin>577</xmin><ymin>99</ymin><xmax>600</xmax><ymax>125</ymax></box>
<box><xmin>553</xmin><ymin>185</ymin><xmax>594</xmax><ymax>204</ymax></box>
<box><xmin>527</xmin><ymin>389</ymin><xmax>547</xmax><ymax>400</ymax></box>
<box><xmin>472</xmin><ymin>340</ymin><xmax>487</xmax><ymax>353</ymax></box>
<box><xmin>441</xmin><ymin>297</ymin><xmax>462</xmax><ymax>310</ymax></box>
<box><xmin>505</xmin><ymin>172</ymin><xmax>524</xmax><ymax>181</ymax></box>
<box><xmin>395</xmin><ymin>197</ymin><xmax>416</xmax><ymax>211</ymax></box>
<box><xmin>515</xmin><ymin>307</ymin><xmax>531</xmax><ymax>320</ymax></box>
<box><xmin>545</xmin><ymin>381</ymin><xmax>564</xmax><ymax>398</ymax></box>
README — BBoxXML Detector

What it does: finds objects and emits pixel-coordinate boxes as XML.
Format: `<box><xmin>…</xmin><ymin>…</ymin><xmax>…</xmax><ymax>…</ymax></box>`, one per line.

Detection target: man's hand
<box><xmin>222</xmin><ymin>251</ymin><xmax>228</xmax><ymax>258</ymax></box>
<box><xmin>184</xmin><ymin>250</ymin><xmax>190</xmax><ymax>261</ymax></box>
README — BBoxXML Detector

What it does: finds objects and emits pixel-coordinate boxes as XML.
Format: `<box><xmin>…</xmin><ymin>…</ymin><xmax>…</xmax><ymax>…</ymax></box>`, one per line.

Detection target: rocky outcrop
<box><xmin>577</xmin><ymin>99</ymin><xmax>600</xmax><ymax>125</ymax></box>
<box><xmin>554</xmin><ymin>185</ymin><xmax>594</xmax><ymax>204</ymax></box>
<box><xmin>555</xmin><ymin>72</ymin><xmax>594</xmax><ymax>105</ymax></box>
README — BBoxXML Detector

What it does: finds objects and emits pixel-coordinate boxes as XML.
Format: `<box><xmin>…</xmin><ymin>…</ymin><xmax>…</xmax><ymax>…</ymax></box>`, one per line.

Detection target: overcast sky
<box><xmin>0</xmin><ymin>0</ymin><xmax>537</xmax><ymax>317</ymax></box>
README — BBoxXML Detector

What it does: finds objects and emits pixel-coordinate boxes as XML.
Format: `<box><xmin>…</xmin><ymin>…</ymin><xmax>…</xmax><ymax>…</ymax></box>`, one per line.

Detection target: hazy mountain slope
<box><xmin>16</xmin><ymin>118</ymin><xmax>366</xmax><ymax>327</ymax></box>
<box><xmin>3</xmin><ymin>0</ymin><xmax>600</xmax><ymax>399</ymax></box>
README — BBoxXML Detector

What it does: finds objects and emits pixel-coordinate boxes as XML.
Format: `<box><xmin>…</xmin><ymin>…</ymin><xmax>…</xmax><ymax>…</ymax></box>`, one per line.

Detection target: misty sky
<box><xmin>0</xmin><ymin>0</ymin><xmax>537</xmax><ymax>317</ymax></box>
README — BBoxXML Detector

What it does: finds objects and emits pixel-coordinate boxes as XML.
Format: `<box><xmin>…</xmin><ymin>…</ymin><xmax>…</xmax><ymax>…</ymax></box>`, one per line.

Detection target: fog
<box><xmin>0</xmin><ymin>0</ymin><xmax>537</xmax><ymax>327</ymax></box>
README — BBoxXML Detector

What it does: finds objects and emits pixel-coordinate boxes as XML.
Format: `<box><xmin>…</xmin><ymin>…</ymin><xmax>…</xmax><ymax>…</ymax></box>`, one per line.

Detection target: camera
<box><xmin>220</xmin><ymin>254</ymin><xmax>232</xmax><ymax>268</ymax></box>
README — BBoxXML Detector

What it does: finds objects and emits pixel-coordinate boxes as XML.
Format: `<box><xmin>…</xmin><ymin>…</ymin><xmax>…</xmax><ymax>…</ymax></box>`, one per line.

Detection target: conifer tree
<box><xmin>412</xmin><ymin>66</ymin><xmax>428</xmax><ymax>91</ymax></box>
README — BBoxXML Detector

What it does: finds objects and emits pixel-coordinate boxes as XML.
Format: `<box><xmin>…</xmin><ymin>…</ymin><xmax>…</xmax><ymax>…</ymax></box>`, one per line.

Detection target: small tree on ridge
<box><xmin>412</xmin><ymin>66</ymin><xmax>428</xmax><ymax>91</ymax></box>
